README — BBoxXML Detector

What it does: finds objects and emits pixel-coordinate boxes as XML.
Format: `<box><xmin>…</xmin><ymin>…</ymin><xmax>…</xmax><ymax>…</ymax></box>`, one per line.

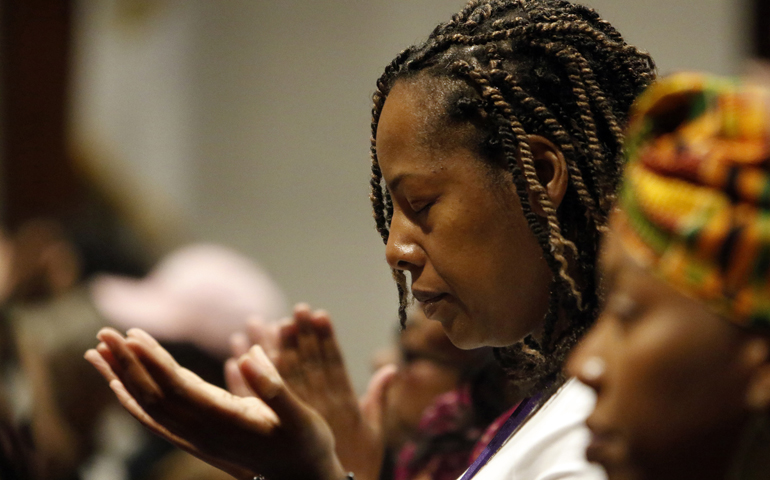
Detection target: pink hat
<box><xmin>90</xmin><ymin>243</ymin><xmax>288</xmax><ymax>358</ymax></box>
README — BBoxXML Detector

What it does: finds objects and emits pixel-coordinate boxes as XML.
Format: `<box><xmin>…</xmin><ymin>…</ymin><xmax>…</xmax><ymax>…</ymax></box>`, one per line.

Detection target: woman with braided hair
<box><xmin>84</xmin><ymin>1</ymin><xmax>654</xmax><ymax>479</ymax></box>
<box><xmin>567</xmin><ymin>73</ymin><xmax>770</xmax><ymax>480</ymax></box>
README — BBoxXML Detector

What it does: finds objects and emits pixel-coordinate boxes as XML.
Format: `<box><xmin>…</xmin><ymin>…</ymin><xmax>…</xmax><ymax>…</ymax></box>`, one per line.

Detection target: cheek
<box><xmin>405</xmin><ymin>361</ymin><xmax>461</xmax><ymax>398</ymax></box>
<box><xmin>387</xmin><ymin>362</ymin><xmax>460</xmax><ymax>423</ymax></box>
<box><xmin>612</xmin><ymin>326</ymin><xmax>750</xmax><ymax>458</ymax></box>
<box><xmin>436</xmin><ymin>201</ymin><xmax>551</xmax><ymax>343</ymax></box>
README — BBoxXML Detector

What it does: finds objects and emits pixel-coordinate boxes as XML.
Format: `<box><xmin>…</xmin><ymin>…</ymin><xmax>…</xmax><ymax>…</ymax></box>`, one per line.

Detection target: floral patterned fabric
<box><xmin>393</xmin><ymin>387</ymin><xmax>519</xmax><ymax>480</ymax></box>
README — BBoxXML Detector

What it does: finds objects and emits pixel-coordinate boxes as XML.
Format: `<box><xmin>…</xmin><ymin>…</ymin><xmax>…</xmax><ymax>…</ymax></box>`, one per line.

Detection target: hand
<box><xmin>230</xmin><ymin>315</ymin><xmax>281</xmax><ymax>360</ymax></box>
<box><xmin>85</xmin><ymin>327</ymin><xmax>347</xmax><ymax>480</ymax></box>
<box><xmin>226</xmin><ymin>315</ymin><xmax>281</xmax><ymax>397</ymax></box>
<box><xmin>269</xmin><ymin>304</ymin><xmax>396</xmax><ymax>480</ymax></box>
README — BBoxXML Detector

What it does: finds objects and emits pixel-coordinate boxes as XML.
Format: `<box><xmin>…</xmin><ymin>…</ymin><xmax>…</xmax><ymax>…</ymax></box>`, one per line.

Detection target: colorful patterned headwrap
<box><xmin>616</xmin><ymin>72</ymin><xmax>770</xmax><ymax>330</ymax></box>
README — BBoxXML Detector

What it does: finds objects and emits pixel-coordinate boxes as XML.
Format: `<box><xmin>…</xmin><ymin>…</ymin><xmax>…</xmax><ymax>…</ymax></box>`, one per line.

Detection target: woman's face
<box><xmin>376</xmin><ymin>79</ymin><xmax>552</xmax><ymax>349</ymax></box>
<box><xmin>567</xmin><ymin>228</ymin><xmax>765</xmax><ymax>480</ymax></box>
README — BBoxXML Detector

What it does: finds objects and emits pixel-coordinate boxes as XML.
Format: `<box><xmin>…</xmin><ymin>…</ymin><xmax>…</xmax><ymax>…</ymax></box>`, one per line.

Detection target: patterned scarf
<box><xmin>617</xmin><ymin>72</ymin><xmax>770</xmax><ymax>330</ymax></box>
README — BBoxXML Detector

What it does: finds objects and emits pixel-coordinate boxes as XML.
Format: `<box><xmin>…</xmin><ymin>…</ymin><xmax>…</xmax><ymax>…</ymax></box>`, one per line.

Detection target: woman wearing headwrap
<box><xmin>568</xmin><ymin>73</ymin><xmax>770</xmax><ymax>480</ymax></box>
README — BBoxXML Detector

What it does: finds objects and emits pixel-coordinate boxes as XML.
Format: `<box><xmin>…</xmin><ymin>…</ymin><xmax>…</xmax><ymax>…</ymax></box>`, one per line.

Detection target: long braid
<box><xmin>370</xmin><ymin>90</ymin><xmax>389</xmax><ymax>244</ymax></box>
<box><xmin>371</xmin><ymin>49</ymin><xmax>417</xmax><ymax>324</ymax></box>
<box><xmin>502</xmin><ymin>79</ymin><xmax>605</xmax><ymax>229</ymax></box>
<box><xmin>369</xmin><ymin>0</ymin><xmax>655</xmax><ymax>392</ymax></box>
<box><xmin>453</xmin><ymin>62</ymin><xmax>583</xmax><ymax>310</ymax></box>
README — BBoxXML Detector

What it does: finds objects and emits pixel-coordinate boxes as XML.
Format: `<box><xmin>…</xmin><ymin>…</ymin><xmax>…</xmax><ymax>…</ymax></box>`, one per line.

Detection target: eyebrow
<box><xmin>385</xmin><ymin>172</ymin><xmax>420</xmax><ymax>195</ymax></box>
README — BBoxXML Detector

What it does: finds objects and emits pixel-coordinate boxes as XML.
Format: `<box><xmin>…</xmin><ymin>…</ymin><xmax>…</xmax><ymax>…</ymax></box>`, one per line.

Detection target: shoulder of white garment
<box><xmin>468</xmin><ymin>378</ymin><xmax>606</xmax><ymax>480</ymax></box>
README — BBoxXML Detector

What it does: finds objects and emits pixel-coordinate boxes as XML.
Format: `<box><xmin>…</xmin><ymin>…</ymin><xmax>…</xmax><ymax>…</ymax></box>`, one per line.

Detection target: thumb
<box><xmin>359</xmin><ymin>363</ymin><xmax>397</xmax><ymax>432</ymax></box>
<box><xmin>238</xmin><ymin>345</ymin><xmax>307</xmax><ymax>421</ymax></box>
<box><xmin>224</xmin><ymin>358</ymin><xmax>254</xmax><ymax>397</ymax></box>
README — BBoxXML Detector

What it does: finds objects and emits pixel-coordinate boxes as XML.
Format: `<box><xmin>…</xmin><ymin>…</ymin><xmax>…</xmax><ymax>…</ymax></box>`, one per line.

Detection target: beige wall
<box><xmin>71</xmin><ymin>0</ymin><xmax>747</xmax><ymax>390</ymax></box>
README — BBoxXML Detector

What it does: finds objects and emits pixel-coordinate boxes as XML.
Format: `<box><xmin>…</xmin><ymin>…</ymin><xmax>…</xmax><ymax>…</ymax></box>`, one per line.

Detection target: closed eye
<box><xmin>409</xmin><ymin>199</ymin><xmax>435</xmax><ymax>215</ymax></box>
<box><xmin>605</xmin><ymin>291</ymin><xmax>642</xmax><ymax>326</ymax></box>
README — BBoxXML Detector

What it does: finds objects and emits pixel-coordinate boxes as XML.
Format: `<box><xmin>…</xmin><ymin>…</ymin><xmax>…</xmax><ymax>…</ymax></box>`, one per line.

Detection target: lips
<box><xmin>411</xmin><ymin>289</ymin><xmax>448</xmax><ymax>319</ymax></box>
<box><xmin>585</xmin><ymin>431</ymin><xmax>611</xmax><ymax>463</ymax></box>
<box><xmin>585</xmin><ymin>423</ymin><xmax>623</xmax><ymax>467</ymax></box>
<box><xmin>411</xmin><ymin>289</ymin><xmax>445</xmax><ymax>304</ymax></box>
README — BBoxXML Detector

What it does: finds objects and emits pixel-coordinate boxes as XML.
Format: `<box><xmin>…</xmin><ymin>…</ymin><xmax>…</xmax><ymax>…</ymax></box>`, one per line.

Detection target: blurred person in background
<box><xmin>0</xmin><ymin>216</ymin><xmax>149</xmax><ymax>480</ymax></box>
<box><xmin>0</xmin><ymin>227</ymin><xmax>287</xmax><ymax>480</ymax></box>
<box><xmin>383</xmin><ymin>310</ymin><xmax>518</xmax><ymax>480</ymax></box>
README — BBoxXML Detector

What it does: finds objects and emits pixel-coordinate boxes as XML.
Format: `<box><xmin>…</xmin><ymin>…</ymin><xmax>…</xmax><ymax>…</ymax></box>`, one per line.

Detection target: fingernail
<box><xmin>293</xmin><ymin>302</ymin><xmax>310</xmax><ymax>314</ymax></box>
<box><xmin>127</xmin><ymin>328</ymin><xmax>155</xmax><ymax>344</ymax></box>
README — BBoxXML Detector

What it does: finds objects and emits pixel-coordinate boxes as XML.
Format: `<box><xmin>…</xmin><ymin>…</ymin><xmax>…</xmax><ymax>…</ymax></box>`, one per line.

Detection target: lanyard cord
<box><xmin>458</xmin><ymin>393</ymin><xmax>543</xmax><ymax>480</ymax></box>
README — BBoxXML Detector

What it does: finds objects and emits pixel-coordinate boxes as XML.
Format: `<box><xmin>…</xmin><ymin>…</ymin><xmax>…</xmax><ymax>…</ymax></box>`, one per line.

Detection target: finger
<box><xmin>238</xmin><ymin>346</ymin><xmax>308</xmax><ymax>424</ymax></box>
<box><xmin>84</xmin><ymin>348</ymin><xmax>119</xmax><ymax>383</ymax></box>
<box><xmin>274</xmin><ymin>344</ymin><xmax>308</xmax><ymax>401</ymax></box>
<box><xmin>128</xmin><ymin>329</ymin><xmax>281</xmax><ymax>439</ymax></box>
<box><xmin>95</xmin><ymin>341</ymin><xmax>122</xmax><ymax>377</ymax></box>
<box><xmin>275</xmin><ymin>319</ymin><xmax>309</xmax><ymax>400</ymax></box>
<box><xmin>124</xmin><ymin>329</ymin><xmax>223</xmax><ymax>418</ymax></box>
<box><xmin>125</xmin><ymin>328</ymin><xmax>187</xmax><ymax>389</ymax></box>
<box><xmin>296</xmin><ymin>318</ymin><xmax>326</xmax><ymax>391</ymax></box>
<box><xmin>245</xmin><ymin>315</ymin><xmax>267</xmax><ymax>346</ymax></box>
<box><xmin>278</xmin><ymin>320</ymin><xmax>299</xmax><ymax>350</ymax></box>
<box><xmin>291</xmin><ymin>301</ymin><xmax>315</xmax><ymax>354</ymax></box>
<box><xmin>124</xmin><ymin>329</ymin><xmax>240</xmax><ymax>431</ymax></box>
<box><xmin>262</xmin><ymin>322</ymin><xmax>281</xmax><ymax>360</ymax></box>
<box><xmin>109</xmin><ymin>378</ymin><xmax>183</xmax><ymax>443</ymax></box>
<box><xmin>307</xmin><ymin>309</ymin><xmax>334</xmax><ymax>338</ymax></box>
<box><xmin>225</xmin><ymin>358</ymin><xmax>254</xmax><ymax>397</ymax></box>
<box><xmin>230</xmin><ymin>332</ymin><xmax>250</xmax><ymax>358</ymax></box>
<box><xmin>360</xmin><ymin>363</ymin><xmax>397</xmax><ymax>432</ymax></box>
<box><xmin>310</xmin><ymin>310</ymin><xmax>352</xmax><ymax>390</ymax></box>
<box><xmin>245</xmin><ymin>315</ymin><xmax>282</xmax><ymax>360</ymax></box>
<box><xmin>95</xmin><ymin>329</ymin><xmax>128</xmax><ymax>373</ymax></box>
<box><xmin>96</xmin><ymin>328</ymin><xmax>163</xmax><ymax>405</ymax></box>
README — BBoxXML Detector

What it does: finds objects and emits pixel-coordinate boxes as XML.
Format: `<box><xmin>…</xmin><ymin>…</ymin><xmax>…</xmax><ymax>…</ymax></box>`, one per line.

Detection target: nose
<box><xmin>566</xmin><ymin>317</ymin><xmax>610</xmax><ymax>392</ymax></box>
<box><xmin>385</xmin><ymin>214</ymin><xmax>425</xmax><ymax>273</ymax></box>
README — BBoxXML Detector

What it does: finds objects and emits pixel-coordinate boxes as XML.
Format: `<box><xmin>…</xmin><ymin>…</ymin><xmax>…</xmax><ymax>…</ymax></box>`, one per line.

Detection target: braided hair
<box><xmin>369</xmin><ymin>0</ymin><xmax>655</xmax><ymax>393</ymax></box>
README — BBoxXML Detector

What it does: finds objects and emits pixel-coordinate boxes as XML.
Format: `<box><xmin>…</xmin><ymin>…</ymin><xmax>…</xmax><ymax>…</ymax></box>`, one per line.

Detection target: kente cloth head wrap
<box><xmin>616</xmin><ymin>72</ymin><xmax>770</xmax><ymax>330</ymax></box>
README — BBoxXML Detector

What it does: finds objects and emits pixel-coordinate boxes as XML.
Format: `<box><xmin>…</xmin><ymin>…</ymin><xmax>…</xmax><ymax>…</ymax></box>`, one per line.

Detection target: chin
<box><xmin>437</xmin><ymin>315</ymin><xmax>486</xmax><ymax>349</ymax></box>
<box><xmin>601</xmin><ymin>466</ymin><xmax>643</xmax><ymax>480</ymax></box>
<box><xmin>437</xmin><ymin>312</ymin><xmax>519</xmax><ymax>350</ymax></box>
<box><xmin>445</xmin><ymin>333</ymin><xmax>487</xmax><ymax>350</ymax></box>
<box><xmin>586</xmin><ymin>440</ymin><xmax>643</xmax><ymax>480</ymax></box>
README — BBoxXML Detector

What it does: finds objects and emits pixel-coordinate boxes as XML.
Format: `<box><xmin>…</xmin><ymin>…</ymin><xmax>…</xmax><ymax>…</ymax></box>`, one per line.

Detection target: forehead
<box><xmin>599</xmin><ymin>230</ymin><xmax>750</xmax><ymax>362</ymax></box>
<box><xmin>376</xmin><ymin>78</ymin><xmax>479</xmax><ymax>168</ymax></box>
<box><xmin>601</xmin><ymin>222</ymin><xmax>737</xmax><ymax>335</ymax></box>
<box><xmin>597</xmin><ymin>229</ymin><xmax>625</xmax><ymax>279</ymax></box>
<box><xmin>377</xmin><ymin>80</ymin><xmax>441</xmax><ymax>157</ymax></box>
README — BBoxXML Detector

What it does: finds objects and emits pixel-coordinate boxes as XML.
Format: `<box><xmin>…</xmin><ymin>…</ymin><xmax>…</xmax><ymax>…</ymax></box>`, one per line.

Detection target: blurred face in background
<box><xmin>567</xmin><ymin>229</ymin><xmax>770</xmax><ymax>480</ymax></box>
<box><xmin>381</xmin><ymin>309</ymin><xmax>485</xmax><ymax>450</ymax></box>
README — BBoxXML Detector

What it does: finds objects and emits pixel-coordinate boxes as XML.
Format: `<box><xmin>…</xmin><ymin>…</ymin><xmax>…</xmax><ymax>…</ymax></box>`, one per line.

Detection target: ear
<box><xmin>744</xmin><ymin>338</ymin><xmax>770</xmax><ymax>411</ymax></box>
<box><xmin>526</xmin><ymin>135</ymin><xmax>569</xmax><ymax>217</ymax></box>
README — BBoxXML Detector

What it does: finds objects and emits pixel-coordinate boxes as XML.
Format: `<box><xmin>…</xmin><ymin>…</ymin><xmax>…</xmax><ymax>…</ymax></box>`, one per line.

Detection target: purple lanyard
<box><xmin>458</xmin><ymin>394</ymin><xmax>543</xmax><ymax>480</ymax></box>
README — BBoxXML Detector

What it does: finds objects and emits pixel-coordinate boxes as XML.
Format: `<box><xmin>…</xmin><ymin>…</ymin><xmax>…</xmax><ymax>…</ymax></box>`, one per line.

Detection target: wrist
<box><xmin>325</xmin><ymin>456</ymin><xmax>352</xmax><ymax>480</ymax></box>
